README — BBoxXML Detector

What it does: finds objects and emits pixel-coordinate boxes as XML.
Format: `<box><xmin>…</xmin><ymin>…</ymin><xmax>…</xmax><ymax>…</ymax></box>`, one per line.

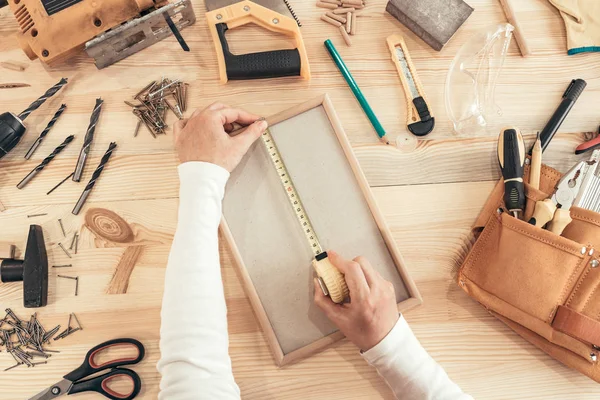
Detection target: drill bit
<box><xmin>17</xmin><ymin>78</ymin><xmax>68</xmax><ymax>121</ymax></box>
<box><xmin>73</xmin><ymin>98</ymin><xmax>103</xmax><ymax>182</ymax></box>
<box><xmin>17</xmin><ymin>135</ymin><xmax>75</xmax><ymax>189</ymax></box>
<box><xmin>72</xmin><ymin>142</ymin><xmax>117</xmax><ymax>215</ymax></box>
<box><xmin>25</xmin><ymin>104</ymin><xmax>67</xmax><ymax>160</ymax></box>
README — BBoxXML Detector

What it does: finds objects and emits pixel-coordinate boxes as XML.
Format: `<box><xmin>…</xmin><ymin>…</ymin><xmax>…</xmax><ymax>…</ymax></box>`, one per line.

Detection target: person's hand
<box><xmin>314</xmin><ymin>251</ymin><xmax>399</xmax><ymax>352</ymax></box>
<box><xmin>174</xmin><ymin>102</ymin><xmax>268</xmax><ymax>172</ymax></box>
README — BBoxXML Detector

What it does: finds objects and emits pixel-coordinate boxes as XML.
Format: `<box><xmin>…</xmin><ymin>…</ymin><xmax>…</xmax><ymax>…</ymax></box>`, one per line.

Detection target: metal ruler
<box><xmin>260</xmin><ymin>128</ymin><xmax>323</xmax><ymax>256</ymax></box>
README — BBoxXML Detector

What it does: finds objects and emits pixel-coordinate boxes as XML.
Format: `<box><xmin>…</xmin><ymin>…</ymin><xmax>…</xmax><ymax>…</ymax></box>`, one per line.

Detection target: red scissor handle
<box><xmin>64</xmin><ymin>338</ymin><xmax>145</xmax><ymax>383</ymax></box>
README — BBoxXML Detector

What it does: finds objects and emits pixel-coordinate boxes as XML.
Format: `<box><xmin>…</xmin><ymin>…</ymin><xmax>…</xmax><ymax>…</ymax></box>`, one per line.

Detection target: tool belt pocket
<box><xmin>459</xmin><ymin>163</ymin><xmax>600</xmax><ymax>382</ymax></box>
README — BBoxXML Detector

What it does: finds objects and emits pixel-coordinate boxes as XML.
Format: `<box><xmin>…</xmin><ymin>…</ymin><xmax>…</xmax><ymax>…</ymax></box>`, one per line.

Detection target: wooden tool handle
<box><xmin>498</xmin><ymin>0</ymin><xmax>531</xmax><ymax>57</ymax></box>
<box><xmin>529</xmin><ymin>199</ymin><xmax>557</xmax><ymax>227</ymax></box>
<box><xmin>312</xmin><ymin>256</ymin><xmax>349</xmax><ymax>304</ymax></box>
<box><xmin>547</xmin><ymin>208</ymin><xmax>572</xmax><ymax>235</ymax></box>
<box><xmin>206</xmin><ymin>0</ymin><xmax>310</xmax><ymax>83</ymax></box>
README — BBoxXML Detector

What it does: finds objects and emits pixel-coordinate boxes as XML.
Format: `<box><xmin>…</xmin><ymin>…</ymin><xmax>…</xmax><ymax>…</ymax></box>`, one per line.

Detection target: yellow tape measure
<box><xmin>261</xmin><ymin>128</ymin><xmax>323</xmax><ymax>255</ymax></box>
<box><xmin>260</xmin><ymin>128</ymin><xmax>349</xmax><ymax>303</ymax></box>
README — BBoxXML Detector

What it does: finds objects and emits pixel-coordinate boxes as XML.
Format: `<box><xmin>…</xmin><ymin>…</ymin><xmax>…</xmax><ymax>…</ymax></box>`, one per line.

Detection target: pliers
<box><xmin>529</xmin><ymin>160</ymin><xmax>587</xmax><ymax>234</ymax></box>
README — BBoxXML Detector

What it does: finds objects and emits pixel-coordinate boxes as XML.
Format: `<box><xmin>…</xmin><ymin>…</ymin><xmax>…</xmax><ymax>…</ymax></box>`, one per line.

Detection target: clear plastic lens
<box><xmin>445</xmin><ymin>23</ymin><xmax>514</xmax><ymax>136</ymax></box>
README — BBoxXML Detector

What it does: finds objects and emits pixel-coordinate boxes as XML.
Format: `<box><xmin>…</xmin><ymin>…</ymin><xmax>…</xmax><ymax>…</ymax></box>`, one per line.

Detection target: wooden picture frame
<box><xmin>220</xmin><ymin>94</ymin><xmax>422</xmax><ymax>366</ymax></box>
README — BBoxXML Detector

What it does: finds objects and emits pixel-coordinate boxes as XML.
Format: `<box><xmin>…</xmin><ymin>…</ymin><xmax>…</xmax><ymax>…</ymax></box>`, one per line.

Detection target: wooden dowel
<box><xmin>322</xmin><ymin>14</ymin><xmax>342</xmax><ymax>27</ymax></box>
<box><xmin>317</xmin><ymin>1</ymin><xmax>338</xmax><ymax>9</ymax></box>
<box><xmin>351</xmin><ymin>13</ymin><xmax>357</xmax><ymax>35</ymax></box>
<box><xmin>320</xmin><ymin>0</ymin><xmax>341</xmax><ymax>4</ymax></box>
<box><xmin>346</xmin><ymin>12</ymin><xmax>352</xmax><ymax>34</ymax></box>
<box><xmin>0</xmin><ymin>62</ymin><xmax>26</xmax><ymax>72</ymax></box>
<box><xmin>334</xmin><ymin>7</ymin><xmax>355</xmax><ymax>13</ymax></box>
<box><xmin>339</xmin><ymin>25</ymin><xmax>352</xmax><ymax>46</ymax></box>
<box><xmin>341</xmin><ymin>0</ymin><xmax>363</xmax><ymax>6</ymax></box>
<box><xmin>326</xmin><ymin>11</ymin><xmax>346</xmax><ymax>23</ymax></box>
<box><xmin>498</xmin><ymin>0</ymin><xmax>531</xmax><ymax>57</ymax></box>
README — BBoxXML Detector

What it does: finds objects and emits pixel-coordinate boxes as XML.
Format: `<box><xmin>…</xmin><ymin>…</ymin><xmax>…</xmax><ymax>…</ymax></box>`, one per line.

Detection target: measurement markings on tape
<box><xmin>260</xmin><ymin>128</ymin><xmax>323</xmax><ymax>256</ymax></box>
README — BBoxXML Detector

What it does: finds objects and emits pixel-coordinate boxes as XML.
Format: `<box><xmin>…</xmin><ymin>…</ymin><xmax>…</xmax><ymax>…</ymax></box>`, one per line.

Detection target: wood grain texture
<box><xmin>1</xmin><ymin>0</ymin><xmax>600</xmax><ymax>398</ymax></box>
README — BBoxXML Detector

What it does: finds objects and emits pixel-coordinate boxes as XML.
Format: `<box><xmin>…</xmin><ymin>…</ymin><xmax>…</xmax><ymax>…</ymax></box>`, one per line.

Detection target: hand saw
<box><xmin>205</xmin><ymin>0</ymin><xmax>311</xmax><ymax>82</ymax></box>
<box><xmin>386</xmin><ymin>35</ymin><xmax>435</xmax><ymax>136</ymax></box>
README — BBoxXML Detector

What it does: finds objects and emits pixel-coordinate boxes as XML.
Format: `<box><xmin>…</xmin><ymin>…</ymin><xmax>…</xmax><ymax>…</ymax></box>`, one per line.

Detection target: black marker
<box><xmin>531</xmin><ymin>79</ymin><xmax>586</xmax><ymax>154</ymax></box>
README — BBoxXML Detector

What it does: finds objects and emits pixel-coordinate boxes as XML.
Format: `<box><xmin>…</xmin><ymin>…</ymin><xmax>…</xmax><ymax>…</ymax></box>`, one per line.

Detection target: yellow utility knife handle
<box><xmin>206</xmin><ymin>0</ymin><xmax>310</xmax><ymax>83</ymax></box>
<box><xmin>386</xmin><ymin>34</ymin><xmax>433</xmax><ymax>133</ymax></box>
<box><xmin>312</xmin><ymin>255</ymin><xmax>349</xmax><ymax>304</ymax></box>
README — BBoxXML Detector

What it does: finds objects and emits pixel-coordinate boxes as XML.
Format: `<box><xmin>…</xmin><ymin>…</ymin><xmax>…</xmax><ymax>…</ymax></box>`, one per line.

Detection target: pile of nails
<box><xmin>126</xmin><ymin>78</ymin><xmax>188</xmax><ymax>138</ymax></box>
<box><xmin>0</xmin><ymin>309</ymin><xmax>82</xmax><ymax>372</ymax></box>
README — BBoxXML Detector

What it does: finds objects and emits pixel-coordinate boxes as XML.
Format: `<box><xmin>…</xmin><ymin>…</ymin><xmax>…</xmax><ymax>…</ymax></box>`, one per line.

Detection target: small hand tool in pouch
<box><xmin>204</xmin><ymin>0</ymin><xmax>310</xmax><ymax>82</ymax></box>
<box><xmin>386</xmin><ymin>34</ymin><xmax>434</xmax><ymax>136</ymax></box>
<box><xmin>498</xmin><ymin>127</ymin><xmax>525</xmax><ymax>218</ymax></box>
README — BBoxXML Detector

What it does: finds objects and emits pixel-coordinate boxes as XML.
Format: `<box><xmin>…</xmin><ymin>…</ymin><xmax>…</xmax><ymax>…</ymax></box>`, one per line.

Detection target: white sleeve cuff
<box><xmin>362</xmin><ymin>314</ymin><xmax>408</xmax><ymax>363</ymax></box>
<box><xmin>178</xmin><ymin>161</ymin><xmax>230</xmax><ymax>188</ymax></box>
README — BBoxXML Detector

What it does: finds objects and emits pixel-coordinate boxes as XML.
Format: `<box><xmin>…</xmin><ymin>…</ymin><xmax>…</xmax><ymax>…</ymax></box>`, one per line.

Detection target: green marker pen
<box><xmin>324</xmin><ymin>39</ymin><xmax>389</xmax><ymax>144</ymax></box>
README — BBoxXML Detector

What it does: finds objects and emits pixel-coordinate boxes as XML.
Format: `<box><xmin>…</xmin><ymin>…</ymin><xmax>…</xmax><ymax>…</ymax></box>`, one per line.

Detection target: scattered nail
<box><xmin>58</xmin><ymin>219</ymin><xmax>66</xmax><ymax>237</ymax></box>
<box><xmin>27</xmin><ymin>213</ymin><xmax>47</xmax><ymax>218</ymax></box>
<box><xmin>58</xmin><ymin>243</ymin><xmax>72</xmax><ymax>258</ymax></box>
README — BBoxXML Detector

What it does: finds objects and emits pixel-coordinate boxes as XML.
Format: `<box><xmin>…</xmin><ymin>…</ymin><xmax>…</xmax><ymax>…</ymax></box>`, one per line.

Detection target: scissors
<box><xmin>29</xmin><ymin>338</ymin><xmax>145</xmax><ymax>400</ymax></box>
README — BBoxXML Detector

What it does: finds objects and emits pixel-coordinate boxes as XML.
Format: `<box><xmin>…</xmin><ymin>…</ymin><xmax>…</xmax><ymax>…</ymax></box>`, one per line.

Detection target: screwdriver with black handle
<box><xmin>498</xmin><ymin>127</ymin><xmax>526</xmax><ymax>218</ymax></box>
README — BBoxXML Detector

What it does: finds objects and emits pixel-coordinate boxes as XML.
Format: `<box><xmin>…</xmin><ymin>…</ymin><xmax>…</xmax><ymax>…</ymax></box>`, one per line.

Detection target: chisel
<box><xmin>498</xmin><ymin>127</ymin><xmax>525</xmax><ymax>218</ymax></box>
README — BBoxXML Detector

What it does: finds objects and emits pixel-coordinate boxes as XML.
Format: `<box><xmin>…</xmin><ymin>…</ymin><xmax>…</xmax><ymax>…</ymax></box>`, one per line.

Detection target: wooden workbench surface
<box><xmin>1</xmin><ymin>0</ymin><xmax>599</xmax><ymax>398</ymax></box>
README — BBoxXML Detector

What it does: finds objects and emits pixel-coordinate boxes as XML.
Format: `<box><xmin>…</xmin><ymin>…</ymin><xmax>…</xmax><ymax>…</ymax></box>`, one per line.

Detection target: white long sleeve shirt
<box><xmin>158</xmin><ymin>162</ymin><xmax>472</xmax><ymax>400</ymax></box>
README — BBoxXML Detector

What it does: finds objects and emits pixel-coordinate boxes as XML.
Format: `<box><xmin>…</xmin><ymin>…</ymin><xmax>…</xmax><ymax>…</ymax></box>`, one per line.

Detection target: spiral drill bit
<box><xmin>17</xmin><ymin>78</ymin><xmax>68</xmax><ymax>121</ymax></box>
<box><xmin>72</xmin><ymin>142</ymin><xmax>117</xmax><ymax>215</ymax></box>
<box><xmin>17</xmin><ymin>135</ymin><xmax>75</xmax><ymax>189</ymax></box>
<box><xmin>25</xmin><ymin>104</ymin><xmax>67</xmax><ymax>160</ymax></box>
<box><xmin>73</xmin><ymin>98</ymin><xmax>103</xmax><ymax>182</ymax></box>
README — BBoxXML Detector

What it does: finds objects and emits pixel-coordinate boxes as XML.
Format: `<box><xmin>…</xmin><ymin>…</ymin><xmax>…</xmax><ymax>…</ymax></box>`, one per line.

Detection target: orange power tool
<box><xmin>0</xmin><ymin>0</ymin><xmax>195</xmax><ymax>68</ymax></box>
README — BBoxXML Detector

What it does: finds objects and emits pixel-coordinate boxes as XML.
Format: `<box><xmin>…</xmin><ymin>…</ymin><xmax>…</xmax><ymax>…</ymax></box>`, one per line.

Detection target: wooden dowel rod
<box><xmin>326</xmin><ymin>11</ymin><xmax>346</xmax><ymax>23</ymax></box>
<box><xmin>322</xmin><ymin>14</ymin><xmax>342</xmax><ymax>27</ymax></box>
<box><xmin>346</xmin><ymin>12</ymin><xmax>352</xmax><ymax>34</ymax></box>
<box><xmin>334</xmin><ymin>7</ymin><xmax>355</xmax><ymax>13</ymax></box>
<box><xmin>317</xmin><ymin>1</ymin><xmax>338</xmax><ymax>9</ymax></box>
<box><xmin>339</xmin><ymin>25</ymin><xmax>352</xmax><ymax>46</ymax></box>
<box><xmin>499</xmin><ymin>0</ymin><xmax>531</xmax><ymax>57</ymax></box>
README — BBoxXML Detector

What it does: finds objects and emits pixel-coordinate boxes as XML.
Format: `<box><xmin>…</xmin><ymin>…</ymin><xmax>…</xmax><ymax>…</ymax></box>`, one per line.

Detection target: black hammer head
<box><xmin>0</xmin><ymin>225</ymin><xmax>48</xmax><ymax>308</ymax></box>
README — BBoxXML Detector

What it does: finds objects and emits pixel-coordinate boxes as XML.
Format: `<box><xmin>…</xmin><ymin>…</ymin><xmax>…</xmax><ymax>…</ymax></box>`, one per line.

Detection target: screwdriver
<box><xmin>498</xmin><ymin>127</ymin><xmax>526</xmax><ymax>218</ymax></box>
<box><xmin>0</xmin><ymin>78</ymin><xmax>68</xmax><ymax>160</ymax></box>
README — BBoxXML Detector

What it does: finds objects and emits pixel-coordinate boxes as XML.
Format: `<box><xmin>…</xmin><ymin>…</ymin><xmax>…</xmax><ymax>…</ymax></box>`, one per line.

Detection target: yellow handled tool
<box><xmin>529</xmin><ymin>161</ymin><xmax>586</xmax><ymax>234</ymax></box>
<box><xmin>260</xmin><ymin>128</ymin><xmax>348</xmax><ymax>303</ymax></box>
<box><xmin>205</xmin><ymin>0</ymin><xmax>311</xmax><ymax>83</ymax></box>
<box><xmin>386</xmin><ymin>34</ymin><xmax>434</xmax><ymax>136</ymax></box>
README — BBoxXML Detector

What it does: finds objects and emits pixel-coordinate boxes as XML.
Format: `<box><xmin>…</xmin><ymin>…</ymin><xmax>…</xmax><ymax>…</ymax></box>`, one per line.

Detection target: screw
<box><xmin>243</xmin><ymin>5</ymin><xmax>250</xmax><ymax>10</ymax></box>
<box><xmin>216</xmin><ymin>14</ymin><xmax>222</xmax><ymax>19</ymax></box>
<box><xmin>58</xmin><ymin>243</ymin><xmax>72</xmax><ymax>258</ymax></box>
<box><xmin>51</xmin><ymin>387</ymin><xmax>61</xmax><ymax>395</ymax></box>
<box><xmin>57</xmin><ymin>274</ymin><xmax>77</xmax><ymax>280</ymax></box>
<box><xmin>72</xmin><ymin>313</ymin><xmax>83</xmax><ymax>330</ymax></box>
<box><xmin>27</xmin><ymin>213</ymin><xmax>47</xmax><ymax>218</ymax></box>
<box><xmin>3</xmin><ymin>362</ymin><xmax>22</xmax><ymax>371</ymax></box>
<box><xmin>41</xmin><ymin>50</ymin><xmax>49</xmax><ymax>57</ymax></box>
<box><xmin>31</xmin><ymin>361</ymin><xmax>47</xmax><ymax>366</ymax></box>
<box><xmin>273</xmin><ymin>18</ymin><xmax>279</xmax><ymax>24</ymax></box>
<box><xmin>58</xmin><ymin>219</ymin><xmax>66</xmax><ymax>237</ymax></box>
